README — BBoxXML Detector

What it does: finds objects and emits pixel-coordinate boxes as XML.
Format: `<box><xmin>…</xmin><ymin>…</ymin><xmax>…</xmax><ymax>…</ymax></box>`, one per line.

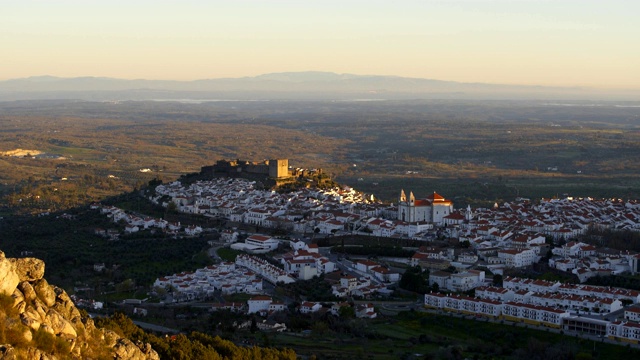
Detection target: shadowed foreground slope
<box><xmin>0</xmin><ymin>250</ymin><xmax>297</xmax><ymax>360</ymax></box>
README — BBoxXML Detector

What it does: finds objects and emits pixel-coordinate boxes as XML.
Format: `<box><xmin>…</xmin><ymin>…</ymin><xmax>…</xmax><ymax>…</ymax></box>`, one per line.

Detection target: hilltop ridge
<box><xmin>2</xmin><ymin>71</ymin><xmax>637</xmax><ymax>101</ymax></box>
<box><xmin>0</xmin><ymin>250</ymin><xmax>298</xmax><ymax>360</ymax></box>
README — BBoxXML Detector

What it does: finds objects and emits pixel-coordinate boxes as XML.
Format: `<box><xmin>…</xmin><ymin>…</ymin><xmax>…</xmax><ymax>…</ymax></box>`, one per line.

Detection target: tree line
<box><xmin>96</xmin><ymin>312</ymin><xmax>296</xmax><ymax>360</ymax></box>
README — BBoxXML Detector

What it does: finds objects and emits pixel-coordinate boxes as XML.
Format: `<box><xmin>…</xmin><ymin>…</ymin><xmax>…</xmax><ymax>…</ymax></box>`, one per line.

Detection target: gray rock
<box><xmin>20</xmin><ymin>307</ymin><xmax>42</xmax><ymax>331</ymax></box>
<box><xmin>34</xmin><ymin>279</ymin><xmax>56</xmax><ymax>307</ymax></box>
<box><xmin>0</xmin><ymin>344</ymin><xmax>17</xmax><ymax>360</ymax></box>
<box><xmin>33</xmin><ymin>298</ymin><xmax>48</xmax><ymax>322</ymax></box>
<box><xmin>13</xmin><ymin>299</ymin><xmax>26</xmax><ymax>314</ymax></box>
<box><xmin>113</xmin><ymin>338</ymin><xmax>150</xmax><ymax>360</ymax></box>
<box><xmin>38</xmin><ymin>323</ymin><xmax>55</xmax><ymax>335</ymax></box>
<box><xmin>52</xmin><ymin>287</ymin><xmax>80</xmax><ymax>320</ymax></box>
<box><xmin>103</xmin><ymin>329</ymin><xmax>120</xmax><ymax>348</ymax></box>
<box><xmin>25</xmin><ymin>347</ymin><xmax>57</xmax><ymax>360</ymax></box>
<box><xmin>11</xmin><ymin>288</ymin><xmax>25</xmax><ymax>313</ymax></box>
<box><xmin>44</xmin><ymin>309</ymin><xmax>77</xmax><ymax>338</ymax></box>
<box><xmin>9</xmin><ymin>257</ymin><xmax>45</xmax><ymax>282</ymax></box>
<box><xmin>0</xmin><ymin>251</ymin><xmax>19</xmax><ymax>296</ymax></box>
<box><xmin>17</xmin><ymin>281</ymin><xmax>37</xmax><ymax>302</ymax></box>
<box><xmin>1</xmin><ymin>250</ymin><xmax>159</xmax><ymax>360</ymax></box>
<box><xmin>137</xmin><ymin>342</ymin><xmax>160</xmax><ymax>360</ymax></box>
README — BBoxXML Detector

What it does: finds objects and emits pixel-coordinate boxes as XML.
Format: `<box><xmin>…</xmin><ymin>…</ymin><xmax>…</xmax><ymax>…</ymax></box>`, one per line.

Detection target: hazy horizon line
<box><xmin>4</xmin><ymin>71</ymin><xmax>639</xmax><ymax>91</ymax></box>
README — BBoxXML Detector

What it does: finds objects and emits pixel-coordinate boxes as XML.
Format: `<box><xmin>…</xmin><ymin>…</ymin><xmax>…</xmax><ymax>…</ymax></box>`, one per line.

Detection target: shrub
<box><xmin>33</xmin><ymin>328</ymin><xmax>56</xmax><ymax>353</ymax></box>
<box><xmin>32</xmin><ymin>328</ymin><xmax>71</xmax><ymax>356</ymax></box>
<box><xmin>3</xmin><ymin>325</ymin><xmax>31</xmax><ymax>347</ymax></box>
<box><xmin>0</xmin><ymin>293</ymin><xmax>18</xmax><ymax>317</ymax></box>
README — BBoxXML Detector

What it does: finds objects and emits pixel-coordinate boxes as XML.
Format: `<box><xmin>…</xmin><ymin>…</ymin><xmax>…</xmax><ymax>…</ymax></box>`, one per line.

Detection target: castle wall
<box><xmin>200</xmin><ymin>159</ymin><xmax>291</xmax><ymax>188</ymax></box>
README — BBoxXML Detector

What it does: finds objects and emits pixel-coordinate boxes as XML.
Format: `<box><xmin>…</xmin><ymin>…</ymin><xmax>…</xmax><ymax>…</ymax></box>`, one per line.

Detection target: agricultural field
<box><xmin>260</xmin><ymin>311</ymin><xmax>636</xmax><ymax>359</ymax></box>
<box><xmin>1</xmin><ymin>99</ymin><xmax>639</xmax><ymax>215</ymax></box>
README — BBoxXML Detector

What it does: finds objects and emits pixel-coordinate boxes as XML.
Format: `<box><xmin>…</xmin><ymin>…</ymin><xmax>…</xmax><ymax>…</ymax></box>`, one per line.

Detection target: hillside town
<box><xmin>149</xmin><ymin>177</ymin><xmax>640</xmax><ymax>281</ymax></box>
<box><xmin>85</xmin><ymin>166</ymin><xmax>640</xmax><ymax>343</ymax></box>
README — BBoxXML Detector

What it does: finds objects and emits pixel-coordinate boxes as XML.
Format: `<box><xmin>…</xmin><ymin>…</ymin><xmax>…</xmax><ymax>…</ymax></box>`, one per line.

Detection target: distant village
<box><xmin>90</xmin><ymin>158</ymin><xmax>640</xmax><ymax>342</ymax></box>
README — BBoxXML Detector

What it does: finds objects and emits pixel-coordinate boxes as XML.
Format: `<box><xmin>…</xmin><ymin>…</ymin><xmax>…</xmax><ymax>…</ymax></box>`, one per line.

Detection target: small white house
<box><xmin>248</xmin><ymin>295</ymin><xmax>273</xmax><ymax>314</ymax></box>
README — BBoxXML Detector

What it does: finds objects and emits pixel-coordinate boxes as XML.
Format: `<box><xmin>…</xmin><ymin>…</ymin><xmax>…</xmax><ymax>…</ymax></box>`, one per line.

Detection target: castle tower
<box><xmin>268</xmin><ymin>159</ymin><xmax>289</xmax><ymax>178</ymax></box>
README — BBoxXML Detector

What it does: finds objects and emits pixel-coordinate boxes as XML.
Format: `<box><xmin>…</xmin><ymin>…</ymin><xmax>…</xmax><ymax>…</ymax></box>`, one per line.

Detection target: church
<box><xmin>397</xmin><ymin>190</ymin><xmax>453</xmax><ymax>225</ymax></box>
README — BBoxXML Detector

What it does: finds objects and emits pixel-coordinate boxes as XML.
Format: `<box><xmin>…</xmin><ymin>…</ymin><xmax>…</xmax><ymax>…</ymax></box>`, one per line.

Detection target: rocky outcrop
<box><xmin>0</xmin><ymin>253</ymin><xmax>19</xmax><ymax>297</ymax></box>
<box><xmin>9</xmin><ymin>257</ymin><xmax>45</xmax><ymax>282</ymax></box>
<box><xmin>0</xmin><ymin>251</ymin><xmax>158</xmax><ymax>360</ymax></box>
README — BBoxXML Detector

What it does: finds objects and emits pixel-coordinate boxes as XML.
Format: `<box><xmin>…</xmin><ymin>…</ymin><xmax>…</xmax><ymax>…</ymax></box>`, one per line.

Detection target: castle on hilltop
<box><xmin>397</xmin><ymin>190</ymin><xmax>453</xmax><ymax>224</ymax></box>
<box><xmin>201</xmin><ymin>159</ymin><xmax>290</xmax><ymax>179</ymax></box>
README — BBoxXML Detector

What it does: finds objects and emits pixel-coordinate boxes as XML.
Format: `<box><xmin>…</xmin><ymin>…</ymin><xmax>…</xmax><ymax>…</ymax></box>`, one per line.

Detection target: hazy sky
<box><xmin>2</xmin><ymin>0</ymin><xmax>639</xmax><ymax>88</ymax></box>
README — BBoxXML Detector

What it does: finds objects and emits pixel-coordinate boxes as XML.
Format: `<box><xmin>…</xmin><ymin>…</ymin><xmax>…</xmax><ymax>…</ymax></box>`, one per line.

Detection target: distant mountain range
<box><xmin>0</xmin><ymin>71</ymin><xmax>638</xmax><ymax>101</ymax></box>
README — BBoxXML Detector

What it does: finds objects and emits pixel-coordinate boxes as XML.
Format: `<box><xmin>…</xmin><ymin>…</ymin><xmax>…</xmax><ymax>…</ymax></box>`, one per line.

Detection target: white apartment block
<box><xmin>625</xmin><ymin>307</ymin><xmax>640</xmax><ymax>322</ymax></box>
<box><xmin>608</xmin><ymin>321</ymin><xmax>640</xmax><ymax>343</ymax></box>
<box><xmin>235</xmin><ymin>254</ymin><xmax>295</xmax><ymax>284</ymax></box>
<box><xmin>498</xmin><ymin>249</ymin><xmax>537</xmax><ymax>268</ymax></box>
<box><xmin>424</xmin><ymin>292</ymin><xmax>570</xmax><ymax>327</ymax></box>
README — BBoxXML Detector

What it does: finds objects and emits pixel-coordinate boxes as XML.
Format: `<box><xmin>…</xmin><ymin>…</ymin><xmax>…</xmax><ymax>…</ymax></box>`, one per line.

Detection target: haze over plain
<box><xmin>2</xmin><ymin>0</ymin><xmax>639</xmax><ymax>94</ymax></box>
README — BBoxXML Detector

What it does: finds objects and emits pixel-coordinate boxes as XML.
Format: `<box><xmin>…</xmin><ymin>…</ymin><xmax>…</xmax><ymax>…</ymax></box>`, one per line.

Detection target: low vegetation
<box><xmin>0</xmin><ymin>205</ymin><xmax>213</xmax><ymax>291</ymax></box>
<box><xmin>331</xmin><ymin>245</ymin><xmax>414</xmax><ymax>258</ymax></box>
<box><xmin>281</xmin><ymin>275</ymin><xmax>336</xmax><ymax>302</ymax></box>
<box><xmin>264</xmin><ymin>310</ymin><xmax>638</xmax><ymax>359</ymax></box>
<box><xmin>95</xmin><ymin>312</ymin><xmax>296</xmax><ymax>360</ymax></box>
<box><xmin>398</xmin><ymin>266</ymin><xmax>431</xmax><ymax>294</ymax></box>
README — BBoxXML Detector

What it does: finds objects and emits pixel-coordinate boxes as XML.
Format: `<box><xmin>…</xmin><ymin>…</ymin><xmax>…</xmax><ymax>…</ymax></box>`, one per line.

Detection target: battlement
<box><xmin>201</xmin><ymin>159</ymin><xmax>291</xmax><ymax>179</ymax></box>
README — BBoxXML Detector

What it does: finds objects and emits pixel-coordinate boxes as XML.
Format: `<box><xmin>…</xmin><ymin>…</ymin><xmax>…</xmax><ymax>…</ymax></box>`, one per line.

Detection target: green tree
<box><xmin>399</xmin><ymin>266</ymin><xmax>430</xmax><ymax>293</ymax></box>
<box><xmin>493</xmin><ymin>274</ymin><xmax>503</xmax><ymax>286</ymax></box>
<box><xmin>338</xmin><ymin>305</ymin><xmax>355</xmax><ymax>319</ymax></box>
<box><xmin>115</xmin><ymin>278</ymin><xmax>135</xmax><ymax>293</ymax></box>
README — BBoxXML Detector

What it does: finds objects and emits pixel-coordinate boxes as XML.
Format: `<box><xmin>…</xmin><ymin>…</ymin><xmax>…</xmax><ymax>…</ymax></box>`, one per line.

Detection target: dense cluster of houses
<box><xmin>151</xmin><ymin>177</ymin><xmax>640</xmax><ymax>247</ymax></box>
<box><xmin>329</xmin><ymin>272</ymin><xmax>384</xmax><ymax>298</ymax></box>
<box><xmin>428</xmin><ymin>270</ymin><xmax>486</xmax><ymax>292</ymax></box>
<box><xmin>150</xmin><ymin>179</ymin><xmax>640</xmax><ymax>279</ymax></box>
<box><xmin>230</xmin><ymin>236</ymin><xmax>400</xmax><ymax>286</ymax></box>
<box><xmin>408</xmin><ymin>197</ymin><xmax>640</xmax><ymax>284</ymax></box>
<box><xmin>106</xmin><ymin>175</ymin><xmax>640</xmax><ymax>340</ymax></box>
<box><xmin>276</xmin><ymin>241</ymin><xmax>336</xmax><ymax>280</ymax></box>
<box><xmin>548</xmin><ymin>240</ymin><xmax>640</xmax><ymax>282</ymax></box>
<box><xmin>461</xmin><ymin>197</ymin><xmax>640</xmax><ymax>240</ymax></box>
<box><xmin>457</xmin><ymin>198</ymin><xmax>640</xmax><ymax>274</ymax></box>
<box><xmin>234</xmin><ymin>254</ymin><xmax>296</xmax><ymax>285</ymax></box>
<box><xmin>246</xmin><ymin>295</ymin><xmax>377</xmax><ymax>319</ymax></box>
<box><xmin>352</xmin><ymin>259</ymin><xmax>401</xmax><ymax>283</ymax></box>
<box><xmin>153</xmin><ymin>261</ymin><xmax>263</xmax><ymax>301</ymax></box>
<box><xmin>92</xmin><ymin>203</ymin><xmax>202</xmax><ymax>238</ymax></box>
<box><xmin>151</xmin><ymin>178</ymin><xmax>388</xmax><ymax>235</ymax></box>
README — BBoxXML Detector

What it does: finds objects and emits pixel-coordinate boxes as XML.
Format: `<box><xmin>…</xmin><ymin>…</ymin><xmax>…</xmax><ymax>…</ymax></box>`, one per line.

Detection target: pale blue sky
<box><xmin>2</xmin><ymin>0</ymin><xmax>639</xmax><ymax>88</ymax></box>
